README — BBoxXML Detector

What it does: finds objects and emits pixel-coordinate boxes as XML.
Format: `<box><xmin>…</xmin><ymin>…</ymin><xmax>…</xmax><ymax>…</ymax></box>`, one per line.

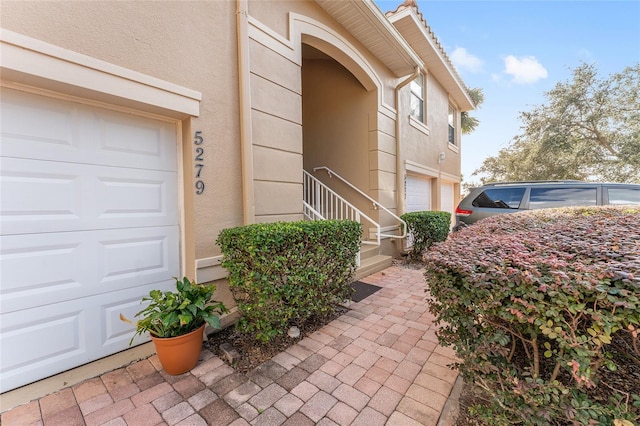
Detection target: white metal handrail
<box><xmin>303</xmin><ymin>170</ymin><xmax>381</xmax><ymax>245</ymax></box>
<box><xmin>312</xmin><ymin>166</ymin><xmax>407</xmax><ymax>239</ymax></box>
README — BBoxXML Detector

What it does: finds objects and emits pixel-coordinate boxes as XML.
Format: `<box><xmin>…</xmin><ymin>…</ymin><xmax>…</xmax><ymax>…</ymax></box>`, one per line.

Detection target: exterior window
<box><xmin>472</xmin><ymin>188</ymin><xmax>525</xmax><ymax>209</ymax></box>
<box><xmin>410</xmin><ymin>74</ymin><xmax>425</xmax><ymax>123</ymax></box>
<box><xmin>607</xmin><ymin>187</ymin><xmax>640</xmax><ymax>205</ymax></box>
<box><xmin>448</xmin><ymin>105</ymin><xmax>456</xmax><ymax>145</ymax></box>
<box><xmin>529</xmin><ymin>187</ymin><xmax>597</xmax><ymax>209</ymax></box>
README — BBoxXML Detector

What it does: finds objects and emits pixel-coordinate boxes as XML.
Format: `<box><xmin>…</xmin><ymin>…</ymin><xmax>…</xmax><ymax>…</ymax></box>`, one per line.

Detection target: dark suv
<box><xmin>454</xmin><ymin>181</ymin><xmax>640</xmax><ymax>230</ymax></box>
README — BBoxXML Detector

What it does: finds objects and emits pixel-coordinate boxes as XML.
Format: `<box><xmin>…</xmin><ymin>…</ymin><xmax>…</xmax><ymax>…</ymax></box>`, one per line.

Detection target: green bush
<box><xmin>400</xmin><ymin>211</ymin><xmax>451</xmax><ymax>261</ymax></box>
<box><xmin>216</xmin><ymin>220</ymin><xmax>361</xmax><ymax>342</ymax></box>
<box><xmin>424</xmin><ymin>206</ymin><xmax>640</xmax><ymax>425</ymax></box>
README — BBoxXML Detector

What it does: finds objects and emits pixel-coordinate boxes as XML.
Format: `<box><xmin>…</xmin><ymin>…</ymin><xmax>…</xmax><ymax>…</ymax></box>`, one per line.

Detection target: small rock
<box><xmin>287</xmin><ymin>326</ymin><xmax>300</xmax><ymax>338</ymax></box>
<box><xmin>219</xmin><ymin>342</ymin><xmax>241</xmax><ymax>365</ymax></box>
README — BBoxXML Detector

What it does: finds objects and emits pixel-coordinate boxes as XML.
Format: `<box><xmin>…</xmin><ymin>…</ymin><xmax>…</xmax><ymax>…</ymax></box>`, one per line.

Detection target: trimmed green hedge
<box><xmin>400</xmin><ymin>211</ymin><xmax>451</xmax><ymax>261</ymax></box>
<box><xmin>424</xmin><ymin>206</ymin><xmax>640</xmax><ymax>425</ymax></box>
<box><xmin>216</xmin><ymin>220</ymin><xmax>361</xmax><ymax>342</ymax></box>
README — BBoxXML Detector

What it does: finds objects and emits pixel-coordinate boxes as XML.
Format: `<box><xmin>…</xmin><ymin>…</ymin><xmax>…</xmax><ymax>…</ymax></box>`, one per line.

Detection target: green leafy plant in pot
<box><xmin>121</xmin><ymin>276</ymin><xmax>228</xmax><ymax>375</ymax></box>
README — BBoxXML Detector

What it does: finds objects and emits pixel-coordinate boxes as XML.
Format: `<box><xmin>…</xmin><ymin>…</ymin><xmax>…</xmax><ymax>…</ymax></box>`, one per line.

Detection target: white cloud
<box><xmin>503</xmin><ymin>55</ymin><xmax>548</xmax><ymax>84</ymax></box>
<box><xmin>450</xmin><ymin>47</ymin><xmax>483</xmax><ymax>73</ymax></box>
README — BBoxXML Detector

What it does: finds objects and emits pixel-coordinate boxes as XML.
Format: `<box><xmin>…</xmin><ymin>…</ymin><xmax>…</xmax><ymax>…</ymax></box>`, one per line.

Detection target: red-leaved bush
<box><xmin>424</xmin><ymin>206</ymin><xmax>639</xmax><ymax>425</ymax></box>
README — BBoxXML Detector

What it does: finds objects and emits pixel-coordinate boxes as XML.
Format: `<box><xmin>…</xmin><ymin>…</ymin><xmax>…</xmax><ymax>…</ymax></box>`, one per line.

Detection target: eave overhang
<box><xmin>316</xmin><ymin>0</ymin><xmax>423</xmax><ymax>78</ymax></box>
<box><xmin>387</xmin><ymin>6</ymin><xmax>474</xmax><ymax>111</ymax></box>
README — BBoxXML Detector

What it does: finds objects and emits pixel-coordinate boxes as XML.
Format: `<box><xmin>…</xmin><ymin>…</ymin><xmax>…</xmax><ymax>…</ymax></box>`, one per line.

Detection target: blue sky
<box><xmin>375</xmin><ymin>0</ymin><xmax>640</xmax><ymax>182</ymax></box>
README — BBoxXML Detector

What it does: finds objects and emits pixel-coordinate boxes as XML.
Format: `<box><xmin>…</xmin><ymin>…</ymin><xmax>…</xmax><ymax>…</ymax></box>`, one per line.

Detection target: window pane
<box><xmin>410</xmin><ymin>95</ymin><xmax>424</xmax><ymax>122</ymax></box>
<box><xmin>608</xmin><ymin>187</ymin><xmax>640</xmax><ymax>205</ymax></box>
<box><xmin>472</xmin><ymin>188</ymin><xmax>525</xmax><ymax>209</ymax></box>
<box><xmin>529</xmin><ymin>187</ymin><xmax>597</xmax><ymax>209</ymax></box>
<box><xmin>448</xmin><ymin>125</ymin><xmax>455</xmax><ymax>145</ymax></box>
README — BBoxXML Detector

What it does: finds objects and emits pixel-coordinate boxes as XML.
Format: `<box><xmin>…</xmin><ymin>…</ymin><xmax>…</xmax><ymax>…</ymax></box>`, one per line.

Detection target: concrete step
<box><xmin>355</xmin><ymin>253</ymin><xmax>393</xmax><ymax>281</ymax></box>
<box><xmin>359</xmin><ymin>243</ymin><xmax>380</xmax><ymax>261</ymax></box>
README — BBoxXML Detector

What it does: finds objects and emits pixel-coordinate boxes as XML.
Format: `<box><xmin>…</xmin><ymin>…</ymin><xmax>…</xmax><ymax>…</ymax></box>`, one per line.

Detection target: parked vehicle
<box><xmin>454</xmin><ymin>181</ymin><xmax>640</xmax><ymax>230</ymax></box>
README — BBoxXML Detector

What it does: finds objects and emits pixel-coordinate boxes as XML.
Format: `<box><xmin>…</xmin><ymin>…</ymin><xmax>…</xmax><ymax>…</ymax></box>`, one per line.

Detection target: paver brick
<box><xmin>307</xmin><ymin>370</ymin><xmax>341</xmax><ymax>393</ymax></box>
<box><xmin>273</xmin><ymin>394</ymin><xmax>304</xmax><ymax>417</ymax></box>
<box><xmin>210</xmin><ymin>372</ymin><xmax>248</xmax><ymax>397</ymax></box>
<box><xmin>199</xmin><ymin>364</ymin><xmax>235</xmax><ymax>387</ymax></box>
<box><xmin>40</xmin><ymin>388</ymin><xmax>76</xmax><ymax>420</ymax></box>
<box><xmin>126</xmin><ymin>359</ymin><xmax>157</xmax><ymax>381</ymax></box>
<box><xmin>250</xmin><ymin>406</ymin><xmax>286</xmax><ymax>426</ymax></box>
<box><xmin>84</xmin><ymin>398</ymin><xmax>134</xmax><ymax>426</ymax></box>
<box><xmin>299</xmin><ymin>391</ymin><xmax>337</xmax><ymax>422</ymax></box>
<box><xmin>122</xmin><ymin>403</ymin><xmax>162</xmax><ymax>426</ymax></box>
<box><xmin>73</xmin><ymin>377</ymin><xmax>108</xmax><ymax>403</ymax></box>
<box><xmin>199</xmin><ymin>399</ymin><xmax>239</xmax><ymax>425</ymax></box>
<box><xmin>175</xmin><ymin>413</ymin><xmax>207</xmax><ymax>426</ymax></box>
<box><xmin>384</xmin><ymin>374</ymin><xmax>411</xmax><ymax>394</ymax></box>
<box><xmin>335</xmin><ymin>364</ymin><xmax>366</xmax><ymax>386</ymax></box>
<box><xmin>236</xmin><ymin>402</ymin><xmax>259</xmax><ymax>421</ymax></box>
<box><xmin>349</xmin><ymin>406</ymin><xmax>387</xmax><ymax>426</ymax></box>
<box><xmin>281</xmin><ymin>412</ymin><xmax>315</xmax><ymax>426</ymax></box>
<box><xmin>406</xmin><ymin>383</ymin><xmax>448</xmax><ymax>412</ymax></box>
<box><xmin>290</xmin><ymin>381</ymin><xmax>319</xmax><ymax>402</ymax></box>
<box><xmin>396</xmin><ymin>396</ymin><xmax>440</xmax><ymax>426</ymax></box>
<box><xmin>271</xmin><ymin>352</ymin><xmax>301</xmax><ymax>371</ymax></box>
<box><xmin>131</xmin><ymin>382</ymin><xmax>173</xmax><ymax>407</ymax></box>
<box><xmin>332</xmin><ymin>383</ymin><xmax>369</xmax><ymax>411</ymax></box>
<box><xmin>172</xmin><ymin>375</ymin><xmax>205</xmax><ymax>399</ymax></box>
<box><xmin>0</xmin><ymin>400</ymin><xmax>41</xmax><ymax>425</ymax></box>
<box><xmin>151</xmin><ymin>391</ymin><xmax>183</xmax><ymax>413</ymax></box>
<box><xmin>276</xmin><ymin>367</ymin><xmax>310</xmax><ymax>392</ymax></box>
<box><xmin>326</xmin><ymin>401</ymin><xmax>358</xmax><ymax>425</ymax></box>
<box><xmin>79</xmin><ymin>393</ymin><xmax>115</xmax><ymax>416</ymax></box>
<box><xmin>368</xmin><ymin>386</ymin><xmax>402</xmax><ymax>416</ymax></box>
<box><xmin>354</xmin><ymin>376</ymin><xmax>382</xmax><ymax>397</ymax></box>
<box><xmin>188</xmin><ymin>389</ymin><xmax>218</xmax><ymax>411</ymax></box>
<box><xmin>298</xmin><ymin>353</ymin><xmax>328</xmax><ymax>373</ymax></box>
<box><xmin>248</xmin><ymin>383</ymin><xmax>287</xmax><ymax>410</ymax></box>
<box><xmin>223</xmin><ymin>380</ymin><xmax>261</xmax><ymax>408</ymax></box>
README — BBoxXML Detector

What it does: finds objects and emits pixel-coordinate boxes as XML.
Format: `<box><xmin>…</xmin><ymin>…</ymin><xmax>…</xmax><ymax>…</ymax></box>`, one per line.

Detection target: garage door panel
<box><xmin>1</xmin><ymin>88</ymin><xmax>176</xmax><ymax>172</ymax></box>
<box><xmin>0</xmin><ymin>309</ymin><xmax>86</xmax><ymax>392</ymax></box>
<box><xmin>406</xmin><ymin>175</ymin><xmax>431</xmax><ymax>213</ymax></box>
<box><xmin>0</xmin><ymin>163</ymin><xmax>83</xmax><ymax>228</ymax></box>
<box><xmin>0</xmin><ymin>280</ymin><xmax>176</xmax><ymax>392</ymax></box>
<box><xmin>98</xmin><ymin>227</ymin><xmax>179</xmax><ymax>287</ymax></box>
<box><xmin>97</xmin><ymin>176</ymin><xmax>172</xmax><ymax>219</ymax></box>
<box><xmin>1</xmin><ymin>158</ymin><xmax>177</xmax><ymax>235</ymax></box>
<box><xmin>0</xmin><ymin>87</ymin><xmax>180</xmax><ymax>392</ymax></box>
<box><xmin>1</xmin><ymin>226</ymin><xmax>179</xmax><ymax>313</ymax></box>
<box><xmin>0</xmin><ymin>89</ymin><xmax>77</xmax><ymax>152</ymax></box>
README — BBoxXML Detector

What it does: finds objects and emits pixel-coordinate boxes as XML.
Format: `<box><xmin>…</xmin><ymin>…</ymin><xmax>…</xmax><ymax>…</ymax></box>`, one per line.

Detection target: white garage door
<box><xmin>0</xmin><ymin>88</ymin><xmax>180</xmax><ymax>392</ymax></box>
<box><xmin>440</xmin><ymin>182</ymin><xmax>454</xmax><ymax>215</ymax></box>
<box><xmin>406</xmin><ymin>175</ymin><xmax>431</xmax><ymax>212</ymax></box>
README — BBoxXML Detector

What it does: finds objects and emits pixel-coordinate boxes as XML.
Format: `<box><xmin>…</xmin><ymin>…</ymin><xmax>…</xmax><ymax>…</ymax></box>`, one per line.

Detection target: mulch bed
<box><xmin>204</xmin><ymin>305</ymin><xmax>348</xmax><ymax>374</ymax></box>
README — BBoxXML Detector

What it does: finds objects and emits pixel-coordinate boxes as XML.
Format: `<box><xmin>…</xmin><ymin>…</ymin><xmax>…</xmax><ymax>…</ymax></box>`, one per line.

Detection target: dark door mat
<box><xmin>351</xmin><ymin>281</ymin><xmax>382</xmax><ymax>302</ymax></box>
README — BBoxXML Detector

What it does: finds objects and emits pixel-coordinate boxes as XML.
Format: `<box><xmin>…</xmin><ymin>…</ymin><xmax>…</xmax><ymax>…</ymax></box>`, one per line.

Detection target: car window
<box><xmin>472</xmin><ymin>188</ymin><xmax>525</xmax><ymax>209</ymax></box>
<box><xmin>607</xmin><ymin>187</ymin><xmax>640</xmax><ymax>205</ymax></box>
<box><xmin>529</xmin><ymin>187</ymin><xmax>597</xmax><ymax>209</ymax></box>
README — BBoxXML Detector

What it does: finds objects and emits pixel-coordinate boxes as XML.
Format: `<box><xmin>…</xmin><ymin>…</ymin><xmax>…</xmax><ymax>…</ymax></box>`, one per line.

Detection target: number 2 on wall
<box><xmin>194</xmin><ymin>131</ymin><xmax>205</xmax><ymax>194</ymax></box>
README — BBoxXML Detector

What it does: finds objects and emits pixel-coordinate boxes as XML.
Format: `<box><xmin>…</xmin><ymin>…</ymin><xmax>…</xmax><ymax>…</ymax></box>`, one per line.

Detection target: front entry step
<box><xmin>355</xmin><ymin>244</ymin><xmax>392</xmax><ymax>281</ymax></box>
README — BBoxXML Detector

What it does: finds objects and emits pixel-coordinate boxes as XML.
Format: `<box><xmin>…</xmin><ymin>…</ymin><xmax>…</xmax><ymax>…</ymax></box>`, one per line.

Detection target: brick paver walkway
<box><xmin>1</xmin><ymin>266</ymin><xmax>460</xmax><ymax>426</ymax></box>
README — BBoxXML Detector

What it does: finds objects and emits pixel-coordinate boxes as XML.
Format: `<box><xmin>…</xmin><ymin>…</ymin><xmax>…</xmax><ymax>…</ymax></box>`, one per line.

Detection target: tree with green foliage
<box><xmin>461</xmin><ymin>87</ymin><xmax>484</xmax><ymax>135</ymax></box>
<box><xmin>474</xmin><ymin>63</ymin><xmax>640</xmax><ymax>183</ymax></box>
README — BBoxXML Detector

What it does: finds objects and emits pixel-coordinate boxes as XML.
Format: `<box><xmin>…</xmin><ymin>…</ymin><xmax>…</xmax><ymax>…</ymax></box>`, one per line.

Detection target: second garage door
<box><xmin>406</xmin><ymin>175</ymin><xmax>432</xmax><ymax>213</ymax></box>
<box><xmin>0</xmin><ymin>88</ymin><xmax>181</xmax><ymax>392</ymax></box>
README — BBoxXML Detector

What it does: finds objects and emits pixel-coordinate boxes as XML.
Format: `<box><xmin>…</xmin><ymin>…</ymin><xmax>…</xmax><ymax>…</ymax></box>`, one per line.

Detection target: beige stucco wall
<box><xmin>396</xmin><ymin>71</ymin><xmax>462</xmax><ymax>212</ymax></box>
<box><xmin>1</xmin><ymin>0</ymin><xmax>242</xmax><ymax>308</ymax></box>
<box><xmin>1</xmin><ymin>0</ymin><xmax>464</xmax><ymax>276</ymax></box>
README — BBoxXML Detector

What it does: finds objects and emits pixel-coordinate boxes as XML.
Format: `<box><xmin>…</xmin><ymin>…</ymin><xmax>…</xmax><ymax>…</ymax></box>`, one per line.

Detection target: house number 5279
<box><xmin>194</xmin><ymin>131</ymin><xmax>205</xmax><ymax>195</ymax></box>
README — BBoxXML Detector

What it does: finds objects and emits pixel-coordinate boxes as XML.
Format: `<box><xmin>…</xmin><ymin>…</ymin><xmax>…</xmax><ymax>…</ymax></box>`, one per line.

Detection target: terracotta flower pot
<box><xmin>151</xmin><ymin>324</ymin><xmax>205</xmax><ymax>375</ymax></box>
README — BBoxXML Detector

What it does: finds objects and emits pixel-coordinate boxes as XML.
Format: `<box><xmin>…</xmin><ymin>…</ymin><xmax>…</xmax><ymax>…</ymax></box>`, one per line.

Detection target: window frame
<box><xmin>448</xmin><ymin>104</ymin><xmax>457</xmax><ymax>145</ymax></box>
<box><xmin>409</xmin><ymin>73</ymin><xmax>425</xmax><ymax>123</ymax></box>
